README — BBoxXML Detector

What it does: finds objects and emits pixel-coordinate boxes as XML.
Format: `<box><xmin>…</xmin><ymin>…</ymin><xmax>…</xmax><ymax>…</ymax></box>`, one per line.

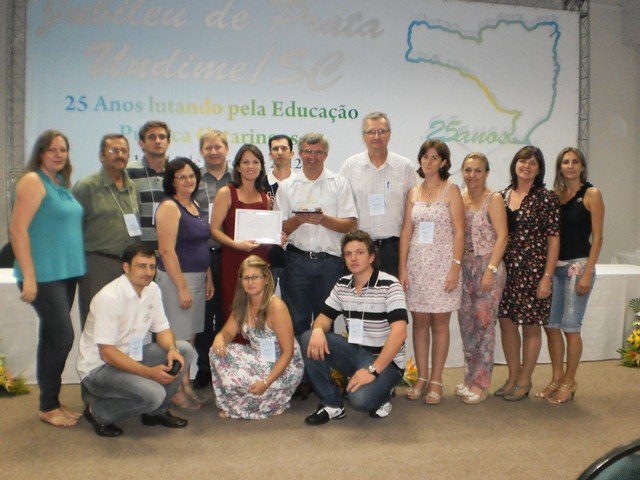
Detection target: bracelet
<box><xmin>543</xmin><ymin>272</ymin><xmax>551</xmax><ymax>278</ymax></box>
<box><xmin>262</xmin><ymin>379</ymin><xmax>269</xmax><ymax>388</ymax></box>
<box><xmin>452</xmin><ymin>258</ymin><xmax>461</xmax><ymax>265</ymax></box>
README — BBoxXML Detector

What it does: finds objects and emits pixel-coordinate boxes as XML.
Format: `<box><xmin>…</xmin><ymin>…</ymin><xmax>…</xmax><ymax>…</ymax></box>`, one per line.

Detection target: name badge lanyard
<box><xmin>108</xmin><ymin>184</ymin><xmax>140</xmax><ymax>237</ymax></box>
<box><xmin>108</xmin><ymin>183</ymin><xmax>138</xmax><ymax>217</ymax></box>
<box><xmin>346</xmin><ymin>274</ymin><xmax>378</xmax><ymax>344</ymax></box>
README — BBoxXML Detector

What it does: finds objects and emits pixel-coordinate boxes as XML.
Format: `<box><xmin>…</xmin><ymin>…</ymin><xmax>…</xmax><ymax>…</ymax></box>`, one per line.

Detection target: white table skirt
<box><xmin>2</xmin><ymin>264</ymin><xmax>639</xmax><ymax>384</ymax></box>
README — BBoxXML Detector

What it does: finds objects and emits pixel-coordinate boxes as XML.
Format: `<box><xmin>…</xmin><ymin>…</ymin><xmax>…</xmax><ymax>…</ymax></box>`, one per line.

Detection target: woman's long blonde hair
<box><xmin>232</xmin><ymin>255</ymin><xmax>274</xmax><ymax>331</ymax></box>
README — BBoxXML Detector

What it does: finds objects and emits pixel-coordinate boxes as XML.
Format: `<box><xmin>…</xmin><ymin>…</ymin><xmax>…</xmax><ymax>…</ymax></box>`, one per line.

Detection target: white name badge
<box><xmin>208</xmin><ymin>202</ymin><xmax>214</xmax><ymax>224</ymax></box>
<box><xmin>348</xmin><ymin>319</ymin><xmax>364</xmax><ymax>344</ymax></box>
<box><xmin>129</xmin><ymin>335</ymin><xmax>144</xmax><ymax>361</ymax></box>
<box><xmin>123</xmin><ymin>213</ymin><xmax>142</xmax><ymax>237</ymax></box>
<box><xmin>418</xmin><ymin>221</ymin><xmax>435</xmax><ymax>244</ymax></box>
<box><xmin>368</xmin><ymin>193</ymin><xmax>385</xmax><ymax>216</ymax></box>
<box><xmin>258</xmin><ymin>338</ymin><xmax>276</xmax><ymax>362</ymax></box>
<box><xmin>151</xmin><ymin>202</ymin><xmax>160</xmax><ymax>225</ymax></box>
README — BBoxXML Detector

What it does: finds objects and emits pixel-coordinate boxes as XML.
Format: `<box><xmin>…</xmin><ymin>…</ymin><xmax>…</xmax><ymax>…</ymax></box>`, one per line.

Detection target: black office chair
<box><xmin>0</xmin><ymin>242</ymin><xmax>15</xmax><ymax>267</ymax></box>
<box><xmin>577</xmin><ymin>438</ymin><xmax>640</xmax><ymax>480</ymax></box>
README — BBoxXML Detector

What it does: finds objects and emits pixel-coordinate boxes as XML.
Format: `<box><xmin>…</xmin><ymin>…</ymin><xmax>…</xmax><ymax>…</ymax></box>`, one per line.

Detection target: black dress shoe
<box><xmin>191</xmin><ymin>369</ymin><xmax>212</xmax><ymax>389</ymax></box>
<box><xmin>141</xmin><ymin>411</ymin><xmax>188</xmax><ymax>428</ymax></box>
<box><xmin>83</xmin><ymin>406</ymin><xmax>123</xmax><ymax>437</ymax></box>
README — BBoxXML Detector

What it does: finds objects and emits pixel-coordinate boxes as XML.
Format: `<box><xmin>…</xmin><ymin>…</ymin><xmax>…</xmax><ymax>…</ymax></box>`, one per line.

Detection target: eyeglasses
<box><xmin>241</xmin><ymin>274</ymin><xmax>265</xmax><ymax>282</ymax></box>
<box><xmin>107</xmin><ymin>148</ymin><xmax>129</xmax><ymax>155</ymax></box>
<box><xmin>363</xmin><ymin>129</ymin><xmax>391</xmax><ymax>137</ymax></box>
<box><xmin>301</xmin><ymin>149</ymin><xmax>326</xmax><ymax>156</ymax></box>
<box><xmin>175</xmin><ymin>174</ymin><xmax>196</xmax><ymax>181</ymax></box>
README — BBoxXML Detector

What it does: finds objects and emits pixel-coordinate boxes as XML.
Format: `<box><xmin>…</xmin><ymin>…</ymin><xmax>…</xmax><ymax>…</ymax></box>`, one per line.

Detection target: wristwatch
<box><xmin>487</xmin><ymin>265</ymin><xmax>498</xmax><ymax>274</ymax></box>
<box><xmin>368</xmin><ymin>364</ymin><xmax>379</xmax><ymax>377</ymax></box>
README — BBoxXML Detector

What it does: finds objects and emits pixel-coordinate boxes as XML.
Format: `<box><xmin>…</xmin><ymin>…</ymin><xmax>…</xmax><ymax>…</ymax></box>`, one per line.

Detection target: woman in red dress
<box><xmin>211</xmin><ymin>144</ymin><xmax>271</xmax><ymax>341</ymax></box>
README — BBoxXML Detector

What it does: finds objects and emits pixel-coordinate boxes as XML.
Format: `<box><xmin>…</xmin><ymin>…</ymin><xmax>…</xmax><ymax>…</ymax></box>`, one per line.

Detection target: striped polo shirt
<box><xmin>322</xmin><ymin>268</ymin><xmax>408</xmax><ymax>368</ymax></box>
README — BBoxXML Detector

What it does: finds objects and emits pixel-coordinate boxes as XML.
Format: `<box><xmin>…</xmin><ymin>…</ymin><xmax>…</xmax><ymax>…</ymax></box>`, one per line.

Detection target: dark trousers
<box><xmin>375</xmin><ymin>237</ymin><xmax>400</xmax><ymax>278</ymax></box>
<box><xmin>77</xmin><ymin>252</ymin><xmax>122</xmax><ymax>328</ymax></box>
<box><xmin>22</xmin><ymin>278</ymin><xmax>78</xmax><ymax>412</ymax></box>
<box><xmin>193</xmin><ymin>250</ymin><xmax>223</xmax><ymax>373</ymax></box>
<box><xmin>283</xmin><ymin>249</ymin><xmax>345</xmax><ymax>339</ymax></box>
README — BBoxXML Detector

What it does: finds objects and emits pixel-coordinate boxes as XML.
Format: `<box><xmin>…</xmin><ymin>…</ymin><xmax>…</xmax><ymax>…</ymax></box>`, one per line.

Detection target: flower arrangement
<box><xmin>0</xmin><ymin>353</ymin><xmax>29</xmax><ymax>395</ymax></box>
<box><xmin>617</xmin><ymin>298</ymin><xmax>640</xmax><ymax>368</ymax></box>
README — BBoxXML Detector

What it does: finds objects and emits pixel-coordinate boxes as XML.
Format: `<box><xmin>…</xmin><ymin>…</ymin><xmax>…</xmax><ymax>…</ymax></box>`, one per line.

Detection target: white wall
<box><xmin>589</xmin><ymin>1</ymin><xmax>639</xmax><ymax>261</ymax></box>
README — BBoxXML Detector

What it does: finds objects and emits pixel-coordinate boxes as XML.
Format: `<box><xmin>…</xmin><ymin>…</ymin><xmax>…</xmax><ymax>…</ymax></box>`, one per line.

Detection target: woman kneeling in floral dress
<box><xmin>210</xmin><ymin>255</ymin><xmax>303</xmax><ymax>419</ymax></box>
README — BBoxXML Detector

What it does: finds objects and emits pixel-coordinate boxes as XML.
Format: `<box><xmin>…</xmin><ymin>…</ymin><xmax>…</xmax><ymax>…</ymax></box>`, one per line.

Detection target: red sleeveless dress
<box><xmin>220</xmin><ymin>184</ymin><xmax>271</xmax><ymax>342</ymax></box>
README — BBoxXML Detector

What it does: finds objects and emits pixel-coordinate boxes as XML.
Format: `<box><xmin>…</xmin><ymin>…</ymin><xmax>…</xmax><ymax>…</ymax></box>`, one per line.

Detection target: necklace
<box><xmin>421</xmin><ymin>181</ymin><xmax>443</xmax><ymax>200</ymax></box>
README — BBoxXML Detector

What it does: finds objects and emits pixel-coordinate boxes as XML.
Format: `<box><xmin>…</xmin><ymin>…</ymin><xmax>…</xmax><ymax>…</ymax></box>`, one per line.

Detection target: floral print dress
<box><xmin>406</xmin><ymin>184</ymin><xmax>462</xmax><ymax>313</ymax></box>
<box><xmin>498</xmin><ymin>186</ymin><xmax>560</xmax><ymax>325</ymax></box>
<box><xmin>210</xmin><ymin>321</ymin><xmax>304</xmax><ymax>419</ymax></box>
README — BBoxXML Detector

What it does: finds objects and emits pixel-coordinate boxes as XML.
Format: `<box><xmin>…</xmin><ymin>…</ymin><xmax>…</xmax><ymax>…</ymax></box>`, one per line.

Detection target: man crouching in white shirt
<box><xmin>77</xmin><ymin>244</ymin><xmax>194</xmax><ymax>437</ymax></box>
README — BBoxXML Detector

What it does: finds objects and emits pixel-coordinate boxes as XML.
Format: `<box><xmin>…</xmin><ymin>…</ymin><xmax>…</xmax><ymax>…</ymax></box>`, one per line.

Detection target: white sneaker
<box><xmin>370</xmin><ymin>401</ymin><xmax>392</xmax><ymax>419</ymax></box>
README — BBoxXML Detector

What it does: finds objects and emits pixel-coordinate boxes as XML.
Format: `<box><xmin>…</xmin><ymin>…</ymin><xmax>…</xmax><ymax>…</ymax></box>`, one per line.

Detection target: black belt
<box><xmin>372</xmin><ymin>236</ymin><xmax>399</xmax><ymax>247</ymax></box>
<box><xmin>287</xmin><ymin>244</ymin><xmax>338</xmax><ymax>260</ymax></box>
<box><xmin>361</xmin><ymin>345</ymin><xmax>383</xmax><ymax>354</ymax></box>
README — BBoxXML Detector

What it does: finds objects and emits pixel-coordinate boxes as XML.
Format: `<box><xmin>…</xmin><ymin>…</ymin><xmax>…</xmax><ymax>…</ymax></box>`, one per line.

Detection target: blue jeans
<box><xmin>82</xmin><ymin>341</ymin><xmax>194</xmax><ymax>425</ymax></box>
<box><xmin>300</xmin><ymin>330</ymin><xmax>402</xmax><ymax>411</ymax></box>
<box><xmin>21</xmin><ymin>278</ymin><xmax>78</xmax><ymax>412</ymax></box>
<box><xmin>548</xmin><ymin>261</ymin><xmax>595</xmax><ymax>333</ymax></box>
<box><xmin>283</xmin><ymin>249</ymin><xmax>345</xmax><ymax>338</ymax></box>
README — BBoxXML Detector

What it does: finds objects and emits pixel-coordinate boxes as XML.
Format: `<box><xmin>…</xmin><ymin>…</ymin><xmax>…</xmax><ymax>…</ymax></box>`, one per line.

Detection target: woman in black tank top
<box><xmin>537</xmin><ymin>148</ymin><xmax>604</xmax><ymax>404</ymax></box>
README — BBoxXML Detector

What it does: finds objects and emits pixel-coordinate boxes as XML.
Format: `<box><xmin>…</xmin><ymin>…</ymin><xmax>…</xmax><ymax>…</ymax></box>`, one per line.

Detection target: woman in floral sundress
<box><xmin>399</xmin><ymin>139</ymin><xmax>464</xmax><ymax>405</ymax></box>
<box><xmin>210</xmin><ymin>255</ymin><xmax>303</xmax><ymax>419</ymax></box>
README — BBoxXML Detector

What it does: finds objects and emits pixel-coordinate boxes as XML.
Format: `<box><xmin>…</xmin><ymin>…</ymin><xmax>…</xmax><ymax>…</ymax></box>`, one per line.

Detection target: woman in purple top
<box><xmin>156</xmin><ymin>157</ymin><xmax>214</xmax><ymax>409</ymax></box>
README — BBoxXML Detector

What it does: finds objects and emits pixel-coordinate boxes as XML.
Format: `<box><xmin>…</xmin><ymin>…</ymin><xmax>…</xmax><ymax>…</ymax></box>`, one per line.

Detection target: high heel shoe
<box><xmin>462</xmin><ymin>389</ymin><xmax>487</xmax><ymax>405</ymax></box>
<box><xmin>424</xmin><ymin>381</ymin><xmax>443</xmax><ymax>405</ymax></box>
<box><xmin>406</xmin><ymin>377</ymin><xmax>428</xmax><ymax>401</ymax></box>
<box><xmin>494</xmin><ymin>380</ymin><xmax>515</xmax><ymax>397</ymax></box>
<box><xmin>548</xmin><ymin>382</ymin><xmax>578</xmax><ymax>404</ymax></box>
<box><xmin>534</xmin><ymin>380</ymin><xmax>561</xmax><ymax>398</ymax></box>
<box><xmin>503</xmin><ymin>384</ymin><xmax>532</xmax><ymax>401</ymax></box>
<box><xmin>455</xmin><ymin>384</ymin><xmax>471</xmax><ymax>397</ymax></box>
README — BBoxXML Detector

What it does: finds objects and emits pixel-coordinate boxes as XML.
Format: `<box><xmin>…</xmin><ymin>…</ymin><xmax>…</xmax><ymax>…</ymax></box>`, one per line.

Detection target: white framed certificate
<box><xmin>234</xmin><ymin>209</ymin><xmax>282</xmax><ymax>244</ymax></box>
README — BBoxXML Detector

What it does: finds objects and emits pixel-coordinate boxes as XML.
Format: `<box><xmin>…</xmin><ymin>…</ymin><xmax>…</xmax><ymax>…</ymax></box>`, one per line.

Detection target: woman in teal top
<box><xmin>10</xmin><ymin>130</ymin><xmax>86</xmax><ymax>427</ymax></box>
